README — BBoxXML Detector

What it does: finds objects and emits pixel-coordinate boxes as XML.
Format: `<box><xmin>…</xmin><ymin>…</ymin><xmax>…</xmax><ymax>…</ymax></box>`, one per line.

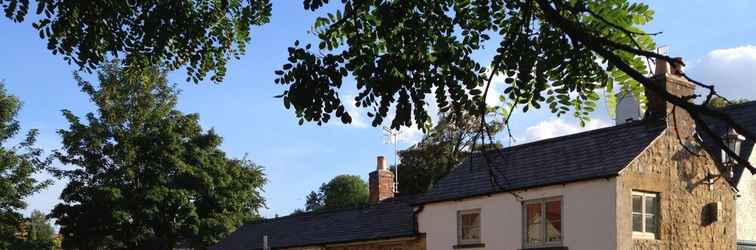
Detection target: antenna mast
<box><xmin>383</xmin><ymin>127</ymin><xmax>399</xmax><ymax>193</ymax></box>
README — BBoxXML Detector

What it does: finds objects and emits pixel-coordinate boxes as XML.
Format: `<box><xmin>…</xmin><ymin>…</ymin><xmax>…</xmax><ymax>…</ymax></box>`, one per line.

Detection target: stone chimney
<box><xmin>645</xmin><ymin>57</ymin><xmax>696</xmax><ymax>136</ymax></box>
<box><xmin>369</xmin><ymin>156</ymin><xmax>395</xmax><ymax>204</ymax></box>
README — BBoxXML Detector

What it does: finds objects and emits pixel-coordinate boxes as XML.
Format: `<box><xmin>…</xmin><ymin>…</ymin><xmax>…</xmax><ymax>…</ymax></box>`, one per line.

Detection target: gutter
<box><xmin>258</xmin><ymin>233</ymin><xmax>423</xmax><ymax>250</ymax></box>
<box><xmin>414</xmin><ymin>174</ymin><xmax>620</xmax><ymax>205</ymax></box>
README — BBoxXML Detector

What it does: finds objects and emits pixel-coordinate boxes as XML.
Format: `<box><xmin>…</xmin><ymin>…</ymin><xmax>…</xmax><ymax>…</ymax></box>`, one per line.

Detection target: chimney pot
<box><xmin>654</xmin><ymin>57</ymin><xmax>685</xmax><ymax>77</ymax></box>
<box><xmin>376</xmin><ymin>156</ymin><xmax>385</xmax><ymax>170</ymax></box>
<box><xmin>655</xmin><ymin>58</ymin><xmax>670</xmax><ymax>76</ymax></box>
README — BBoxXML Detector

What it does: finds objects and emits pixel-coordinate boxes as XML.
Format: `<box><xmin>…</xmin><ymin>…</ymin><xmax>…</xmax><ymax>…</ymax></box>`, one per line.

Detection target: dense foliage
<box><xmin>278</xmin><ymin>0</ymin><xmax>756</xmax><ymax>177</ymax></box>
<box><xmin>304</xmin><ymin>175</ymin><xmax>368</xmax><ymax>211</ymax></box>
<box><xmin>0</xmin><ymin>83</ymin><xmax>51</xmax><ymax>249</ymax></box>
<box><xmin>11</xmin><ymin>210</ymin><xmax>57</xmax><ymax>250</ymax></box>
<box><xmin>276</xmin><ymin>0</ymin><xmax>655</xmax><ymax>130</ymax></box>
<box><xmin>50</xmin><ymin>62</ymin><xmax>267</xmax><ymax>249</ymax></box>
<box><xmin>2</xmin><ymin>0</ymin><xmax>272</xmax><ymax>83</ymax></box>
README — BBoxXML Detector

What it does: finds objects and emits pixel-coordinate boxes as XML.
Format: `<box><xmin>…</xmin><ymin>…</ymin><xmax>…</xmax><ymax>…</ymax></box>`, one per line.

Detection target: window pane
<box><xmin>461</xmin><ymin>213</ymin><xmax>481</xmax><ymax>241</ymax></box>
<box><xmin>526</xmin><ymin>203</ymin><xmax>542</xmax><ymax>244</ymax></box>
<box><xmin>632</xmin><ymin>195</ymin><xmax>642</xmax><ymax>213</ymax></box>
<box><xmin>546</xmin><ymin>219</ymin><xmax>561</xmax><ymax>242</ymax></box>
<box><xmin>546</xmin><ymin>201</ymin><xmax>562</xmax><ymax>242</ymax></box>
<box><xmin>645</xmin><ymin>214</ymin><xmax>657</xmax><ymax>235</ymax></box>
<box><xmin>632</xmin><ymin>213</ymin><xmax>643</xmax><ymax>232</ymax></box>
<box><xmin>645</xmin><ymin>196</ymin><xmax>658</xmax><ymax>215</ymax></box>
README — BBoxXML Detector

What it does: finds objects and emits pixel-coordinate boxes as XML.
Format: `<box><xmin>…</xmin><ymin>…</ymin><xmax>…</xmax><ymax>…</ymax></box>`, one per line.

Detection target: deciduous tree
<box><xmin>0</xmin><ymin>82</ymin><xmax>51</xmax><ymax>249</ymax></box>
<box><xmin>13</xmin><ymin>210</ymin><xmax>56</xmax><ymax>250</ymax></box>
<box><xmin>304</xmin><ymin>175</ymin><xmax>368</xmax><ymax>211</ymax></box>
<box><xmin>393</xmin><ymin>111</ymin><xmax>502</xmax><ymax>195</ymax></box>
<box><xmin>50</xmin><ymin>62</ymin><xmax>267</xmax><ymax>249</ymax></box>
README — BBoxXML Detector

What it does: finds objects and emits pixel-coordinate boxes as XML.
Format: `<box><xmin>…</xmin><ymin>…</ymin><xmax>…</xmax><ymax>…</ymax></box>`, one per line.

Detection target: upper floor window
<box><xmin>457</xmin><ymin>209</ymin><xmax>481</xmax><ymax>245</ymax></box>
<box><xmin>523</xmin><ymin>197</ymin><xmax>562</xmax><ymax>248</ymax></box>
<box><xmin>632</xmin><ymin>191</ymin><xmax>659</xmax><ymax>239</ymax></box>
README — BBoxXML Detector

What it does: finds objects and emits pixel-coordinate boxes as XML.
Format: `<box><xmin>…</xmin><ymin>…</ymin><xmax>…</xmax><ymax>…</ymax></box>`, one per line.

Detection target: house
<box><xmin>212</xmin><ymin>59</ymin><xmax>756</xmax><ymax>250</ymax></box>
<box><xmin>210</xmin><ymin>157</ymin><xmax>426</xmax><ymax>250</ymax></box>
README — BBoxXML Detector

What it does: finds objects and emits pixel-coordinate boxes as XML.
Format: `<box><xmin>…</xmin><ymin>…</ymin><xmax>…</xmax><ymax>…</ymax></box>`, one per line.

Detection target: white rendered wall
<box><xmin>417</xmin><ymin>178</ymin><xmax>617</xmax><ymax>250</ymax></box>
<box><xmin>737</xmin><ymin>147</ymin><xmax>756</xmax><ymax>241</ymax></box>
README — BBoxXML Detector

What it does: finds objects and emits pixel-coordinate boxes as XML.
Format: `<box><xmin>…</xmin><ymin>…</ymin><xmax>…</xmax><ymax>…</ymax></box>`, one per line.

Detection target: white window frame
<box><xmin>632</xmin><ymin>191</ymin><xmax>659</xmax><ymax>240</ymax></box>
<box><xmin>457</xmin><ymin>209</ymin><xmax>482</xmax><ymax>245</ymax></box>
<box><xmin>522</xmin><ymin>197</ymin><xmax>563</xmax><ymax>248</ymax></box>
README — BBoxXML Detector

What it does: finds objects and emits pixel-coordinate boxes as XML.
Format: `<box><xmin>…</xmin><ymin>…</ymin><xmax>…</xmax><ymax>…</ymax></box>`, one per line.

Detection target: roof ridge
<box><xmin>244</xmin><ymin>196</ymin><xmax>417</xmax><ymax>225</ymax></box>
<box><xmin>246</xmin><ymin>206</ymin><xmax>368</xmax><ymax>225</ymax></box>
<box><xmin>484</xmin><ymin>119</ymin><xmax>660</xmax><ymax>154</ymax></box>
<box><xmin>716</xmin><ymin>100</ymin><xmax>756</xmax><ymax>111</ymax></box>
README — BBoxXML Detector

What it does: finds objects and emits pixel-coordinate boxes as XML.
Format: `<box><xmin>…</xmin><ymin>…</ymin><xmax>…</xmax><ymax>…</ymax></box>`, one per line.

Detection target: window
<box><xmin>523</xmin><ymin>198</ymin><xmax>562</xmax><ymax>248</ymax></box>
<box><xmin>632</xmin><ymin>191</ymin><xmax>659</xmax><ymax>239</ymax></box>
<box><xmin>457</xmin><ymin>209</ymin><xmax>481</xmax><ymax>245</ymax></box>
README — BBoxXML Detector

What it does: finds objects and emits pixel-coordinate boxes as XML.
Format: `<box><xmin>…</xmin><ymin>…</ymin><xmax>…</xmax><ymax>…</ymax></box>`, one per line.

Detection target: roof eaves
<box><xmin>415</xmin><ymin>173</ymin><xmax>620</xmax><ymax>205</ymax></box>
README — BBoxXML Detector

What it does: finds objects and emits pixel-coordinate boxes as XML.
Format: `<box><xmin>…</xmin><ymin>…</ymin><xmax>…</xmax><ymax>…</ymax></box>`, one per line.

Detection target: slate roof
<box><xmin>416</xmin><ymin>120</ymin><xmax>666</xmax><ymax>204</ymax></box>
<box><xmin>698</xmin><ymin>101</ymin><xmax>756</xmax><ymax>185</ymax></box>
<box><xmin>210</xmin><ymin>195</ymin><xmax>419</xmax><ymax>250</ymax></box>
<box><xmin>211</xmin><ymin>102</ymin><xmax>756</xmax><ymax>250</ymax></box>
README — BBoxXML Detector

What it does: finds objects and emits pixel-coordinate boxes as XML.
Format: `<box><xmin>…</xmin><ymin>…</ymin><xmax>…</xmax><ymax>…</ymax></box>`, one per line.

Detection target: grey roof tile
<box><xmin>416</xmin><ymin>121</ymin><xmax>665</xmax><ymax>204</ymax></box>
<box><xmin>210</xmin><ymin>196</ymin><xmax>419</xmax><ymax>250</ymax></box>
<box><xmin>698</xmin><ymin>101</ymin><xmax>756</xmax><ymax>185</ymax></box>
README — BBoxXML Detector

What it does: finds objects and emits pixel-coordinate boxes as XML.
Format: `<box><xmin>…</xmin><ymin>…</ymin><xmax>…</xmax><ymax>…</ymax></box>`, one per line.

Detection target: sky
<box><xmin>1</xmin><ymin>0</ymin><xmax>756</xmax><ymax>220</ymax></box>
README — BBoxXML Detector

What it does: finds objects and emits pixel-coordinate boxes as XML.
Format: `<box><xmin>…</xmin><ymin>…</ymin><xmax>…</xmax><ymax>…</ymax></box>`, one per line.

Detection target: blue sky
<box><xmin>1</xmin><ymin>0</ymin><xmax>756</xmax><ymax>219</ymax></box>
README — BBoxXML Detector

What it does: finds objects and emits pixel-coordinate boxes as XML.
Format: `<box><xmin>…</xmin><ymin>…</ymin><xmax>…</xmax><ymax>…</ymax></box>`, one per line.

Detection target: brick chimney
<box><xmin>369</xmin><ymin>156</ymin><xmax>395</xmax><ymax>204</ymax></box>
<box><xmin>645</xmin><ymin>56</ymin><xmax>696</xmax><ymax>136</ymax></box>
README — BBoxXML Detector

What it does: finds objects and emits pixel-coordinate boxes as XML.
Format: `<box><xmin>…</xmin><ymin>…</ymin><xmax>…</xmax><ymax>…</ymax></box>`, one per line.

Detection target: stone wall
<box><xmin>737</xmin><ymin>148</ymin><xmax>756</xmax><ymax>241</ymax></box>
<box><xmin>327</xmin><ymin>236</ymin><xmax>425</xmax><ymax>250</ymax></box>
<box><xmin>282</xmin><ymin>236</ymin><xmax>425</xmax><ymax>250</ymax></box>
<box><xmin>617</xmin><ymin>128</ymin><xmax>737</xmax><ymax>250</ymax></box>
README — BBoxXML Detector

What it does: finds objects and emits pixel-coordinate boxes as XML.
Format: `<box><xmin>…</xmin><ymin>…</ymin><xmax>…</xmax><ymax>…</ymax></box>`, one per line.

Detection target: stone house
<box><xmin>212</xmin><ymin>61</ymin><xmax>756</xmax><ymax>250</ymax></box>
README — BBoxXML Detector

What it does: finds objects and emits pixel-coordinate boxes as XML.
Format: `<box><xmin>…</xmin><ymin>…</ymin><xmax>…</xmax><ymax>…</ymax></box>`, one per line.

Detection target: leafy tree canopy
<box><xmin>277</xmin><ymin>0</ymin><xmax>756</xmax><ymax>177</ymax></box>
<box><xmin>2</xmin><ymin>0</ymin><xmax>272</xmax><ymax>83</ymax></box>
<box><xmin>276</xmin><ymin>0</ymin><xmax>656</xmax><ymax>130</ymax></box>
<box><xmin>304</xmin><ymin>175</ymin><xmax>368</xmax><ymax>211</ymax></box>
<box><xmin>393</xmin><ymin>111</ymin><xmax>502</xmax><ymax>195</ymax></box>
<box><xmin>0</xmin><ymin>82</ymin><xmax>51</xmax><ymax>249</ymax></box>
<box><xmin>50</xmin><ymin>62</ymin><xmax>267</xmax><ymax>250</ymax></box>
<box><xmin>27</xmin><ymin>210</ymin><xmax>55</xmax><ymax>243</ymax></box>
<box><xmin>12</xmin><ymin>210</ymin><xmax>57</xmax><ymax>250</ymax></box>
<box><xmin>304</xmin><ymin>191</ymin><xmax>324</xmax><ymax>212</ymax></box>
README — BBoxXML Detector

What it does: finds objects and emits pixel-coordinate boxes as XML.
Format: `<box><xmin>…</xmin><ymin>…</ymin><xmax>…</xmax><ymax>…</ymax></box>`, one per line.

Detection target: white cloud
<box><xmin>487</xmin><ymin>73</ymin><xmax>507</xmax><ymax>107</ymax></box>
<box><xmin>342</xmin><ymin>92</ymin><xmax>427</xmax><ymax>144</ymax></box>
<box><xmin>688</xmin><ymin>45</ymin><xmax>756</xmax><ymax>100</ymax></box>
<box><xmin>342</xmin><ymin>94</ymin><xmax>368</xmax><ymax>128</ymax></box>
<box><xmin>394</xmin><ymin>125</ymin><xmax>424</xmax><ymax>145</ymax></box>
<box><xmin>522</xmin><ymin>118</ymin><xmax>611</xmax><ymax>142</ymax></box>
<box><xmin>476</xmin><ymin>70</ymin><xmax>507</xmax><ymax>107</ymax></box>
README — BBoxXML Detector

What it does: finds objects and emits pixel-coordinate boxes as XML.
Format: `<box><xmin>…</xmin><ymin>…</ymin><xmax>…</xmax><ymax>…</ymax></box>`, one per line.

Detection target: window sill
<box><xmin>519</xmin><ymin>247</ymin><xmax>567</xmax><ymax>250</ymax></box>
<box><xmin>453</xmin><ymin>243</ymin><xmax>486</xmax><ymax>249</ymax></box>
<box><xmin>632</xmin><ymin>232</ymin><xmax>657</xmax><ymax>240</ymax></box>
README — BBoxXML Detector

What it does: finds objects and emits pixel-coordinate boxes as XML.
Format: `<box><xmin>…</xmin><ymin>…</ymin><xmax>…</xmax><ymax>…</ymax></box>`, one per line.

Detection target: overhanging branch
<box><xmin>536</xmin><ymin>0</ymin><xmax>756</xmax><ymax>174</ymax></box>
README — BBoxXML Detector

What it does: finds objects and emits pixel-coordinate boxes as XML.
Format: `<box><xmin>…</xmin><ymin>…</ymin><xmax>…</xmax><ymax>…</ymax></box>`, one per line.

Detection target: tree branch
<box><xmin>536</xmin><ymin>0</ymin><xmax>756</xmax><ymax>174</ymax></box>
